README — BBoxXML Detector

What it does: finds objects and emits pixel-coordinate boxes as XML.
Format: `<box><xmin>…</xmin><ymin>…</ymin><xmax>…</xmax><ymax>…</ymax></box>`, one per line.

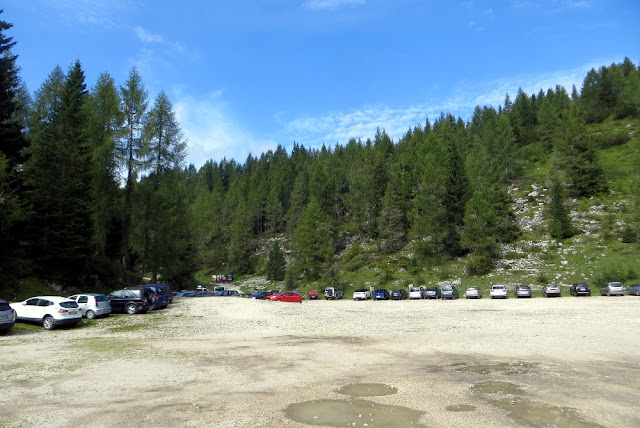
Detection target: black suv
<box><xmin>108</xmin><ymin>288</ymin><xmax>152</xmax><ymax>315</ymax></box>
<box><xmin>570</xmin><ymin>283</ymin><xmax>591</xmax><ymax>296</ymax></box>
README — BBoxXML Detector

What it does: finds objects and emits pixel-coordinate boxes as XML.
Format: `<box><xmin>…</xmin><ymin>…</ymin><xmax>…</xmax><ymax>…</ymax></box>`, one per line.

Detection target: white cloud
<box><xmin>282</xmin><ymin>61</ymin><xmax>606</xmax><ymax>148</ymax></box>
<box><xmin>174</xmin><ymin>91</ymin><xmax>278</xmax><ymax>167</ymax></box>
<box><xmin>304</xmin><ymin>0</ymin><xmax>366</xmax><ymax>11</ymax></box>
<box><xmin>134</xmin><ymin>26</ymin><xmax>165</xmax><ymax>43</ymax></box>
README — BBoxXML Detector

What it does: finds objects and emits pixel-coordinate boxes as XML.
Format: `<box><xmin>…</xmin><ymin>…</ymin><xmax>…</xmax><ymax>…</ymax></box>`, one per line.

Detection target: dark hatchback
<box><xmin>252</xmin><ymin>291</ymin><xmax>271</xmax><ymax>299</ymax></box>
<box><xmin>0</xmin><ymin>299</ymin><xmax>16</xmax><ymax>333</ymax></box>
<box><xmin>391</xmin><ymin>289</ymin><xmax>408</xmax><ymax>300</ymax></box>
<box><xmin>108</xmin><ymin>288</ymin><xmax>152</xmax><ymax>315</ymax></box>
<box><xmin>374</xmin><ymin>289</ymin><xmax>390</xmax><ymax>300</ymax></box>
<box><xmin>424</xmin><ymin>287</ymin><xmax>441</xmax><ymax>299</ymax></box>
<box><xmin>570</xmin><ymin>283</ymin><xmax>591</xmax><ymax>296</ymax></box>
<box><xmin>145</xmin><ymin>284</ymin><xmax>173</xmax><ymax>309</ymax></box>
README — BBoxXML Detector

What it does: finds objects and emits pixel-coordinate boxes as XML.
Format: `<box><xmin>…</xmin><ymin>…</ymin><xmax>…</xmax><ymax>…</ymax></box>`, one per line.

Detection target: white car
<box><xmin>352</xmin><ymin>289</ymin><xmax>371</xmax><ymax>300</ymax></box>
<box><xmin>409</xmin><ymin>286</ymin><xmax>425</xmax><ymax>299</ymax></box>
<box><xmin>10</xmin><ymin>296</ymin><xmax>82</xmax><ymax>330</ymax></box>
<box><xmin>490</xmin><ymin>285</ymin><xmax>508</xmax><ymax>299</ymax></box>
<box><xmin>68</xmin><ymin>294</ymin><xmax>112</xmax><ymax>319</ymax></box>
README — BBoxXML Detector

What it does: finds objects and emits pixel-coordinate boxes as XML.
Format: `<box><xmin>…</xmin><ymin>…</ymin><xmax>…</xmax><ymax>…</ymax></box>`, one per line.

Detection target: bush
<box><xmin>621</xmin><ymin>226</ymin><xmax>638</xmax><ymax>243</ymax></box>
<box><xmin>594</xmin><ymin>131</ymin><xmax>631</xmax><ymax>149</ymax></box>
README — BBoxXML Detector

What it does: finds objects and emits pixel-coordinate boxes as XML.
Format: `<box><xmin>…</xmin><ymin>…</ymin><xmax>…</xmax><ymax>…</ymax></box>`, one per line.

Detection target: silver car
<box><xmin>464</xmin><ymin>286</ymin><xmax>482</xmax><ymax>299</ymax></box>
<box><xmin>543</xmin><ymin>284</ymin><xmax>561</xmax><ymax>297</ymax></box>
<box><xmin>600</xmin><ymin>282</ymin><xmax>625</xmax><ymax>296</ymax></box>
<box><xmin>515</xmin><ymin>284</ymin><xmax>532</xmax><ymax>298</ymax></box>
<box><xmin>0</xmin><ymin>299</ymin><xmax>16</xmax><ymax>334</ymax></box>
<box><xmin>68</xmin><ymin>294</ymin><xmax>112</xmax><ymax>319</ymax></box>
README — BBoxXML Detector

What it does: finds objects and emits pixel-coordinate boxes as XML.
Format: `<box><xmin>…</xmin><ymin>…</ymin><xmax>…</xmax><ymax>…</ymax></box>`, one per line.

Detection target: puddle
<box><xmin>337</xmin><ymin>383</ymin><xmax>398</xmax><ymax>397</ymax></box>
<box><xmin>489</xmin><ymin>398</ymin><xmax>604</xmax><ymax>428</ymax></box>
<box><xmin>285</xmin><ymin>399</ymin><xmax>426</xmax><ymax>427</ymax></box>
<box><xmin>456</xmin><ymin>362</ymin><xmax>537</xmax><ymax>375</ymax></box>
<box><xmin>471</xmin><ymin>381</ymin><xmax>525</xmax><ymax>395</ymax></box>
<box><xmin>446</xmin><ymin>404</ymin><xmax>476</xmax><ymax>412</ymax></box>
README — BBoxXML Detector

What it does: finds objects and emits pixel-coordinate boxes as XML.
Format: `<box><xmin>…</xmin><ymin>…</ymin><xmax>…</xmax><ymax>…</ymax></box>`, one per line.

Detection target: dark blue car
<box><xmin>374</xmin><ymin>289</ymin><xmax>390</xmax><ymax>300</ymax></box>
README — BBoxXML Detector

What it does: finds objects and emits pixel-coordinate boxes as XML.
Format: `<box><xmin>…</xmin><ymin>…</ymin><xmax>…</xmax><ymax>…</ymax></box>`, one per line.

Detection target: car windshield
<box><xmin>493</xmin><ymin>286</ymin><xmax>505</xmax><ymax>289</ymax></box>
<box><xmin>355</xmin><ymin>289</ymin><xmax>367</xmax><ymax>293</ymax></box>
<box><xmin>442</xmin><ymin>286</ymin><xmax>452</xmax><ymax>291</ymax></box>
<box><xmin>610</xmin><ymin>283</ymin><xmax>622</xmax><ymax>287</ymax></box>
<box><xmin>410</xmin><ymin>287</ymin><xmax>421</xmax><ymax>292</ymax></box>
<box><xmin>0</xmin><ymin>302</ymin><xmax>11</xmax><ymax>310</ymax></box>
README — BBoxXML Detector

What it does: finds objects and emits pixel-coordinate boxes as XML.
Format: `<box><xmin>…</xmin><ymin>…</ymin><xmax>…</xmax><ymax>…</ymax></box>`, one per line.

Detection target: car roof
<box><xmin>27</xmin><ymin>296</ymin><xmax>74</xmax><ymax>302</ymax></box>
<box><xmin>70</xmin><ymin>293</ymin><xmax>105</xmax><ymax>296</ymax></box>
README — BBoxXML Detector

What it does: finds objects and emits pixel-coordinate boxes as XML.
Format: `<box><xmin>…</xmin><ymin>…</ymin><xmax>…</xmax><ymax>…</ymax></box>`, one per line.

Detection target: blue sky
<box><xmin>5</xmin><ymin>0</ymin><xmax>639</xmax><ymax>168</ymax></box>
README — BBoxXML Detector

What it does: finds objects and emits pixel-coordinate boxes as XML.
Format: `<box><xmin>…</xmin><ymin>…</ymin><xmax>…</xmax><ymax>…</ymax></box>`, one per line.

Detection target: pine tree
<box><xmin>378</xmin><ymin>180</ymin><xmax>408</xmax><ymax>253</ymax></box>
<box><xmin>266</xmin><ymin>240</ymin><xmax>286</xmax><ymax>281</ymax></box>
<box><xmin>292</xmin><ymin>197</ymin><xmax>334</xmax><ymax>280</ymax></box>
<box><xmin>118</xmin><ymin>67</ymin><xmax>148</xmax><ymax>270</ymax></box>
<box><xmin>547</xmin><ymin>176</ymin><xmax>577</xmax><ymax>239</ymax></box>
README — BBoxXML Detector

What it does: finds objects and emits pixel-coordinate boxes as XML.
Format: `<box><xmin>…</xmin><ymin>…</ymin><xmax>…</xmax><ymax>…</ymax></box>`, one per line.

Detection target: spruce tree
<box><xmin>266</xmin><ymin>240</ymin><xmax>286</xmax><ymax>281</ymax></box>
<box><xmin>292</xmin><ymin>197</ymin><xmax>334</xmax><ymax>280</ymax></box>
<box><xmin>547</xmin><ymin>176</ymin><xmax>577</xmax><ymax>239</ymax></box>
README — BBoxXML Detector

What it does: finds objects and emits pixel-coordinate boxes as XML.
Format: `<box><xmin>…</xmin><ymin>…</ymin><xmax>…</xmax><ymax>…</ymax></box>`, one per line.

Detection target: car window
<box><xmin>38</xmin><ymin>299</ymin><xmax>51</xmax><ymax>306</ymax></box>
<box><xmin>78</xmin><ymin>296</ymin><xmax>88</xmax><ymax>303</ymax></box>
<box><xmin>25</xmin><ymin>298</ymin><xmax>39</xmax><ymax>306</ymax></box>
<box><xmin>60</xmin><ymin>301</ymin><xmax>79</xmax><ymax>308</ymax></box>
<box><xmin>0</xmin><ymin>302</ymin><xmax>11</xmax><ymax>311</ymax></box>
<box><xmin>94</xmin><ymin>295</ymin><xmax>108</xmax><ymax>302</ymax></box>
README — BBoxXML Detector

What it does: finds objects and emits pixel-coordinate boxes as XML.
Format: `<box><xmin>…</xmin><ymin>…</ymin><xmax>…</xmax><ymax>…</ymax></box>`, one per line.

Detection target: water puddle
<box><xmin>471</xmin><ymin>381</ymin><xmax>526</xmax><ymax>395</ymax></box>
<box><xmin>446</xmin><ymin>404</ymin><xmax>477</xmax><ymax>412</ymax></box>
<box><xmin>285</xmin><ymin>399</ymin><xmax>426</xmax><ymax>427</ymax></box>
<box><xmin>337</xmin><ymin>383</ymin><xmax>398</xmax><ymax>397</ymax></box>
<box><xmin>456</xmin><ymin>362</ymin><xmax>537</xmax><ymax>375</ymax></box>
<box><xmin>489</xmin><ymin>398</ymin><xmax>605</xmax><ymax>428</ymax></box>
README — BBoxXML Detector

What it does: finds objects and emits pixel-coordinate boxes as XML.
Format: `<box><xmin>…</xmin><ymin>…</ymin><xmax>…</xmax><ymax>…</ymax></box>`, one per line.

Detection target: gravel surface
<box><xmin>1</xmin><ymin>295</ymin><xmax>639</xmax><ymax>427</ymax></box>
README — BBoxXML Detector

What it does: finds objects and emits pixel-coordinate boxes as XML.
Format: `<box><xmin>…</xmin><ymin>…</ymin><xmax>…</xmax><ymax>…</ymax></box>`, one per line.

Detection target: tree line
<box><xmin>1</xmin><ymin>11</ymin><xmax>638</xmax><ymax>294</ymax></box>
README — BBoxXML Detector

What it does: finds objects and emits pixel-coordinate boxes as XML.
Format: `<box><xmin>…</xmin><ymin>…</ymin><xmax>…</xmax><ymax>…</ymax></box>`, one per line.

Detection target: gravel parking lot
<box><xmin>1</xmin><ymin>296</ymin><xmax>639</xmax><ymax>427</ymax></box>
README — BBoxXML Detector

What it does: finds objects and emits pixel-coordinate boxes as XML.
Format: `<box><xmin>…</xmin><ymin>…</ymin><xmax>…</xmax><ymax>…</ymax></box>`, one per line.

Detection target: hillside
<box><xmin>236</xmin><ymin>117</ymin><xmax>639</xmax><ymax>296</ymax></box>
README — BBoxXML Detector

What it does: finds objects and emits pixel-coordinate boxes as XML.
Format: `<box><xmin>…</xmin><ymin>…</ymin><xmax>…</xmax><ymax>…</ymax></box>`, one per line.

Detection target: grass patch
<box><xmin>108</xmin><ymin>323</ymin><xmax>150</xmax><ymax>333</ymax></box>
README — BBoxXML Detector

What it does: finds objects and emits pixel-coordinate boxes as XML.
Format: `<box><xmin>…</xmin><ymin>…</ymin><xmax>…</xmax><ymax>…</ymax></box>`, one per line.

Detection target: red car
<box><xmin>308</xmin><ymin>289</ymin><xmax>318</xmax><ymax>299</ymax></box>
<box><xmin>269</xmin><ymin>291</ymin><xmax>302</xmax><ymax>303</ymax></box>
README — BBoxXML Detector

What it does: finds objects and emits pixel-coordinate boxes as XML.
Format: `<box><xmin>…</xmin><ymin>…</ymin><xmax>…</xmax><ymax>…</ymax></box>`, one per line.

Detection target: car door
<box><xmin>19</xmin><ymin>298</ymin><xmax>42</xmax><ymax>321</ymax></box>
<box><xmin>75</xmin><ymin>295</ymin><xmax>89</xmax><ymax>316</ymax></box>
<box><xmin>108</xmin><ymin>290</ymin><xmax>126</xmax><ymax>312</ymax></box>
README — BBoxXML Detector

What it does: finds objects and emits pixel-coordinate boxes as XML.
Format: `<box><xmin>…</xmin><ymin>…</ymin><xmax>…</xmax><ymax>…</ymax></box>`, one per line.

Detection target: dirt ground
<box><xmin>1</xmin><ymin>295</ymin><xmax>639</xmax><ymax>427</ymax></box>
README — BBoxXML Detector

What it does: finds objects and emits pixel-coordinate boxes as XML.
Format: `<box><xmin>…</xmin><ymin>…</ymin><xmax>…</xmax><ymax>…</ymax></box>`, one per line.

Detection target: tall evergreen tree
<box><xmin>25</xmin><ymin>61</ymin><xmax>93</xmax><ymax>281</ymax></box>
<box><xmin>547</xmin><ymin>176</ymin><xmax>577</xmax><ymax>239</ymax></box>
<box><xmin>118</xmin><ymin>67</ymin><xmax>148</xmax><ymax>270</ymax></box>
<box><xmin>292</xmin><ymin>197</ymin><xmax>334</xmax><ymax>280</ymax></box>
<box><xmin>266</xmin><ymin>240</ymin><xmax>286</xmax><ymax>281</ymax></box>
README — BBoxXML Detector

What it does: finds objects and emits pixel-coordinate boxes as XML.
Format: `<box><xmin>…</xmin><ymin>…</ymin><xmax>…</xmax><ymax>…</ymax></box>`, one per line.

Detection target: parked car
<box><xmin>391</xmin><ymin>289</ymin><xmax>408</xmax><ymax>300</ymax></box>
<box><xmin>441</xmin><ymin>285</ymin><xmax>459</xmax><ymax>300</ymax></box>
<box><xmin>464</xmin><ymin>286</ymin><xmax>482</xmax><ymax>299</ymax></box>
<box><xmin>324</xmin><ymin>287</ymin><xmax>344</xmax><ymax>300</ymax></box>
<box><xmin>108</xmin><ymin>288</ymin><xmax>151</xmax><ymax>314</ymax></box>
<box><xmin>67</xmin><ymin>293</ymin><xmax>111</xmax><ymax>319</ymax></box>
<box><xmin>268</xmin><ymin>291</ymin><xmax>302</xmax><ymax>303</ymax></box>
<box><xmin>600</xmin><ymin>282</ymin><xmax>625</xmax><ymax>296</ymax></box>
<box><xmin>308</xmin><ymin>289</ymin><xmax>319</xmax><ymax>300</ymax></box>
<box><xmin>515</xmin><ymin>284</ymin><xmax>532</xmax><ymax>298</ymax></box>
<box><xmin>542</xmin><ymin>284</ymin><xmax>562</xmax><ymax>298</ymax></box>
<box><xmin>353</xmin><ymin>289</ymin><xmax>371</xmax><ymax>300</ymax></box>
<box><xmin>373</xmin><ymin>289</ymin><xmax>390</xmax><ymax>300</ymax></box>
<box><xmin>570</xmin><ymin>283</ymin><xmax>591</xmax><ymax>296</ymax></box>
<box><xmin>490</xmin><ymin>285</ymin><xmax>508</xmax><ymax>299</ymax></box>
<box><xmin>424</xmin><ymin>287</ymin><xmax>441</xmax><ymax>299</ymax></box>
<box><xmin>409</xmin><ymin>286</ymin><xmax>425</xmax><ymax>299</ymax></box>
<box><xmin>628</xmin><ymin>283</ymin><xmax>640</xmax><ymax>296</ymax></box>
<box><xmin>126</xmin><ymin>285</ymin><xmax>168</xmax><ymax>310</ymax></box>
<box><xmin>10</xmin><ymin>296</ymin><xmax>82</xmax><ymax>330</ymax></box>
<box><xmin>149</xmin><ymin>283</ymin><xmax>173</xmax><ymax>303</ymax></box>
<box><xmin>215</xmin><ymin>290</ymin><xmax>240</xmax><ymax>297</ymax></box>
<box><xmin>251</xmin><ymin>291</ymin><xmax>270</xmax><ymax>299</ymax></box>
<box><xmin>0</xmin><ymin>299</ymin><xmax>16</xmax><ymax>334</ymax></box>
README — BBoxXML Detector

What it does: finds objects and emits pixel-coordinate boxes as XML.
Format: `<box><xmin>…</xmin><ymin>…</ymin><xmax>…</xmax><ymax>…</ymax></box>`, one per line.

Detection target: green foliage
<box><xmin>292</xmin><ymin>197</ymin><xmax>334</xmax><ymax>280</ymax></box>
<box><xmin>547</xmin><ymin>176</ymin><xmax>578</xmax><ymax>239</ymax></box>
<box><xmin>266</xmin><ymin>240</ymin><xmax>286</xmax><ymax>281</ymax></box>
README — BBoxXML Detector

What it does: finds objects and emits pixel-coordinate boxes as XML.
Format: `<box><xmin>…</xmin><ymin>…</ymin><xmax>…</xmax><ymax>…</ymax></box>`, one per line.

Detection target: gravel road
<box><xmin>1</xmin><ymin>296</ymin><xmax>639</xmax><ymax>427</ymax></box>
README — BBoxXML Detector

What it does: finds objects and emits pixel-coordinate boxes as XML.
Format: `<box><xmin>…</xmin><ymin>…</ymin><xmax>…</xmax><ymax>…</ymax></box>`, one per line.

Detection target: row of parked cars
<box><xmin>0</xmin><ymin>284</ymin><xmax>173</xmax><ymax>333</ymax></box>
<box><xmin>296</xmin><ymin>282</ymin><xmax>638</xmax><ymax>301</ymax></box>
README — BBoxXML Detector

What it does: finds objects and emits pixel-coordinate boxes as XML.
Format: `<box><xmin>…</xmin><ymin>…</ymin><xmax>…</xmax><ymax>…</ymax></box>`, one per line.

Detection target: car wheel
<box><xmin>42</xmin><ymin>316</ymin><xmax>55</xmax><ymax>330</ymax></box>
<box><xmin>126</xmin><ymin>304</ymin><xmax>138</xmax><ymax>315</ymax></box>
<box><xmin>86</xmin><ymin>310</ymin><xmax>96</xmax><ymax>320</ymax></box>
